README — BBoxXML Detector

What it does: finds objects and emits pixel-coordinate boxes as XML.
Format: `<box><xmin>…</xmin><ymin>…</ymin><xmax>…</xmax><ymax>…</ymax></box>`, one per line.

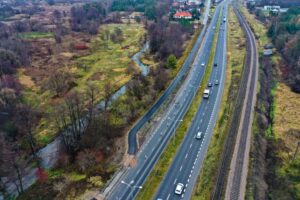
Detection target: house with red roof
<box><xmin>173</xmin><ymin>11</ymin><xmax>192</xmax><ymax>19</ymax></box>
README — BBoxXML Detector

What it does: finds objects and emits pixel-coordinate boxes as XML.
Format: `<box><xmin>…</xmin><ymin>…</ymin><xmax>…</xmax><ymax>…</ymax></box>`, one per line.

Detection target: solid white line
<box><xmin>167</xmin><ymin>193</ymin><xmax>170</xmax><ymax>200</ymax></box>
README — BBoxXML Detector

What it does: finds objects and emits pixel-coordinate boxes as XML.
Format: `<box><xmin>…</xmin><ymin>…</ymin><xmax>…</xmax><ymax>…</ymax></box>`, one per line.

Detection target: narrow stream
<box><xmin>2</xmin><ymin>42</ymin><xmax>150</xmax><ymax>197</ymax></box>
<box><xmin>96</xmin><ymin>41</ymin><xmax>149</xmax><ymax>109</ymax></box>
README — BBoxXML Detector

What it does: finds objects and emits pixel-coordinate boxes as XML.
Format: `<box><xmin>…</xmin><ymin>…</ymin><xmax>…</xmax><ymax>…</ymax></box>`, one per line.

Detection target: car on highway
<box><xmin>215</xmin><ymin>80</ymin><xmax>219</xmax><ymax>85</ymax></box>
<box><xmin>201</xmin><ymin>62</ymin><xmax>205</xmax><ymax>67</ymax></box>
<box><xmin>175</xmin><ymin>183</ymin><xmax>184</xmax><ymax>195</ymax></box>
<box><xmin>214</xmin><ymin>63</ymin><xmax>218</xmax><ymax>67</ymax></box>
<box><xmin>208</xmin><ymin>82</ymin><xmax>212</xmax><ymax>87</ymax></box>
<box><xmin>203</xmin><ymin>89</ymin><xmax>210</xmax><ymax>98</ymax></box>
<box><xmin>196</xmin><ymin>131</ymin><xmax>203</xmax><ymax>139</ymax></box>
<box><xmin>213</xmin><ymin>26</ymin><xmax>216</xmax><ymax>30</ymax></box>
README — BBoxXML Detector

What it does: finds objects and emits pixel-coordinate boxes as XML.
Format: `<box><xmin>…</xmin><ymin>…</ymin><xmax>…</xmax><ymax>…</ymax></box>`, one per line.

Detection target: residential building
<box><xmin>173</xmin><ymin>11</ymin><xmax>193</xmax><ymax>19</ymax></box>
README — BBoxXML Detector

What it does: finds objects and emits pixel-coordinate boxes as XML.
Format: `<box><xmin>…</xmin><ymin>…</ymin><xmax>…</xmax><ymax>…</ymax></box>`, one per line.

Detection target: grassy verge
<box><xmin>19</xmin><ymin>23</ymin><xmax>145</xmax><ymax>147</ymax></box>
<box><xmin>271</xmin><ymin>83</ymin><xmax>300</xmax><ymax>199</ymax></box>
<box><xmin>239</xmin><ymin>6</ymin><xmax>268</xmax><ymax>49</ymax></box>
<box><xmin>19</xmin><ymin>32</ymin><xmax>54</xmax><ymax>39</ymax></box>
<box><xmin>192</xmin><ymin>6</ymin><xmax>246</xmax><ymax>199</ymax></box>
<box><xmin>135</xmin><ymin>11</ymin><xmax>221</xmax><ymax>200</ymax></box>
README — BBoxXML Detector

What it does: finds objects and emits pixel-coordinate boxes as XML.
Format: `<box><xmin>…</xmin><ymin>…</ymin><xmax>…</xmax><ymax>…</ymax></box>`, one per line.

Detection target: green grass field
<box><xmin>19</xmin><ymin>32</ymin><xmax>54</xmax><ymax>39</ymax></box>
<box><xmin>19</xmin><ymin>23</ymin><xmax>145</xmax><ymax>147</ymax></box>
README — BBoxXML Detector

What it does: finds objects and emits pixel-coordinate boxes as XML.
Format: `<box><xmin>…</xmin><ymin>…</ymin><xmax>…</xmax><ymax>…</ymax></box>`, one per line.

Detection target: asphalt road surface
<box><xmin>154</xmin><ymin>1</ymin><xmax>229</xmax><ymax>200</ymax></box>
<box><xmin>106</xmin><ymin>3</ymin><xmax>223</xmax><ymax>200</ymax></box>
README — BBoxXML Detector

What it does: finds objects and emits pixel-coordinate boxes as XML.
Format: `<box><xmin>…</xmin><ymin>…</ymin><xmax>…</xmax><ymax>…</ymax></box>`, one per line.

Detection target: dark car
<box><xmin>214</xmin><ymin>63</ymin><xmax>218</xmax><ymax>67</ymax></box>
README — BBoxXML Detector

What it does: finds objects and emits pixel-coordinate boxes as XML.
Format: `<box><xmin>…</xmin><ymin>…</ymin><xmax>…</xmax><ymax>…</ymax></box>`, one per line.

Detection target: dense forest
<box><xmin>267</xmin><ymin>8</ymin><xmax>300</xmax><ymax>92</ymax></box>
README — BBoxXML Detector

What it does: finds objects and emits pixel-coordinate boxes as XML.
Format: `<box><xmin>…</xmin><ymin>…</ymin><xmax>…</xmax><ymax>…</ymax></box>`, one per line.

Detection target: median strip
<box><xmin>135</xmin><ymin>10</ymin><xmax>223</xmax><ymax>200</ymax></box>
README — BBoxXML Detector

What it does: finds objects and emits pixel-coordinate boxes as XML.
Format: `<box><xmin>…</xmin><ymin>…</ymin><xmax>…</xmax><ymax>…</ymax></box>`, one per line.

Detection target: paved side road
<box><xmin>224</xmin><ymin>4</ymin><xmax>258</xmax><ymax>200</ymax></box>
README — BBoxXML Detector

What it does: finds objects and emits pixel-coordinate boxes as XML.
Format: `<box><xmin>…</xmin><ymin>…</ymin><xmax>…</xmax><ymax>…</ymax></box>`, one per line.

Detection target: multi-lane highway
<box><xmin>154</xmin><ymin>1</ymin><xmax>229</xmax><ymax>200</ymax></box>
<box><xmin>105</xmin><ymin>3</ymin><xmax>224</xmax><ymax>200</ymax></box>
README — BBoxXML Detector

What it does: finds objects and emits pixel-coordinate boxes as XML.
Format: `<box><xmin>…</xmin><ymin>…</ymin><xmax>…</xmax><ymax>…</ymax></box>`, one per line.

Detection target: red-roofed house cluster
<box><xmin>170</xmin><ymin>0</ymin><xmax>203</xmax><ymax>21</ymax></box>
<box><xmin>174</xmin><ymin>11</ymin><xmax>193</xmax><ymax>19</ymax></box>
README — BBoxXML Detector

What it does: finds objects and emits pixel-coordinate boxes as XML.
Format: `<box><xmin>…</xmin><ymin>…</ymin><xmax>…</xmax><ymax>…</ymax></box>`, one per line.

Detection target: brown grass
<box><xmin>274</xmin><ymin>83</ymin><xmax>300</xmax><ymax>152</ymax></box>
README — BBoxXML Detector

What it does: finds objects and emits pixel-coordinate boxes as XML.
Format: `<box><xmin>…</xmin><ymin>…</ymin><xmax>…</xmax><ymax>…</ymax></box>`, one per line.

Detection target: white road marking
<box><xmin>180</xmin><ymin>166</ymin><xmax>183</xmax><ymax>171</ymax></box>
<box><xmin>185</xmin><ymin>154</ymin><xmax>188</xmax><ymax>159</ymax></box>
<box><xmin>167</xmin><ymin>194</ymin><xmax>170</xmax><ymax>200</ymax></box>
<box><xmin>174</xmin><ymin>178</ymin><xmax>177</xmax><ymax>184</ymax></box>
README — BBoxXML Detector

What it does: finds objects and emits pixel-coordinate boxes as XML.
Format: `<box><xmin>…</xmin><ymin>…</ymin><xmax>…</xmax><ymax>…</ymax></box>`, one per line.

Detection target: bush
<box><xmin>166</xmin><ymin>54</ymin><xmax>177</xmax><ymax>69</ymax></box>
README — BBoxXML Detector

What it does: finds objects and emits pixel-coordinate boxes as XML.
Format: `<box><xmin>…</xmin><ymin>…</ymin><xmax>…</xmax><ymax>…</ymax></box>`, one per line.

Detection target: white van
<box><xmin>203</xmin><ymin>89</ymin><xmax>210</xmax><ymax>98</ymax></box>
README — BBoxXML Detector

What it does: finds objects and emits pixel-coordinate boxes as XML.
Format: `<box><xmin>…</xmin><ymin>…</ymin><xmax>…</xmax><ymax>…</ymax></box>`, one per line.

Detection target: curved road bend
<box><xmin>154</xmin><ymin>1</ymin><xmax>229</xmax><ymax>200</ymax></box>
<box><xmin>106</xmin><ymin>5</ymin><xmax>223</xmax><ymax>200</ymax></box>
<box><xmin>224</xmin><ymin>5</ymin><xmax>258</xmax><ymax>200</ymax></box>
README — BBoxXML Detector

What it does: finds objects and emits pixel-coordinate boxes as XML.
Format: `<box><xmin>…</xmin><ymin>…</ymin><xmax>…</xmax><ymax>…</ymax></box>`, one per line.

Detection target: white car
<box><xmin>175</xmin><ymin>183</ymin><xmax>184</xmax><ymax>195</ymax></box>
<box><xmin>196</xmin><ymin>131</ymin><xmax>203</xmax><ymax>139</ymax></box>
<box><xmin>201</xmin><ymin>62</ymin><xmax>205</xmax><ymax>67</ymax></box>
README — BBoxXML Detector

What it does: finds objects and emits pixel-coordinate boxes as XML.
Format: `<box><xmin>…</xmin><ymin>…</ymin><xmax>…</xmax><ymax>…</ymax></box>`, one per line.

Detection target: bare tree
<box><xmin>54</xmin><ymin>91</ymin><xmax>87</xmax><ymax>156</ymax></box>
<box><xmin>0</xmin><ymin>87</ymin><xmax>17</xmax><ymax>110</ymax></box>
<box><xmin>46</xmin><ymin>69</ymin><xmax>75</xmax><ymax>97</ymax></box>
<box><xmin>86</xmin><ymin>82</ymin><xmax>99</xmax><ymax>125</ymax></box>
<box><xmin>0</xmin><ymin>135</ymin><xmax>26</xmax><ymax>195</ymax></box>
<box><xmin>15</xmin><ymin>104</ymin><xmax>39</xmax><ymax>156</ymax></box>
<box><xmin>103</xmin><ymin>82</ymin><xmax>113</xmax><ymax>111</ymax></box>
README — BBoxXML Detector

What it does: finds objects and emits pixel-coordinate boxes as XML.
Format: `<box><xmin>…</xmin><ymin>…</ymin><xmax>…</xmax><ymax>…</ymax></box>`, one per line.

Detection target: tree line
<box><xmin>267</xmin><ymin>8</ymin><xmax>300</xmax><ymax>93</ymax></box>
